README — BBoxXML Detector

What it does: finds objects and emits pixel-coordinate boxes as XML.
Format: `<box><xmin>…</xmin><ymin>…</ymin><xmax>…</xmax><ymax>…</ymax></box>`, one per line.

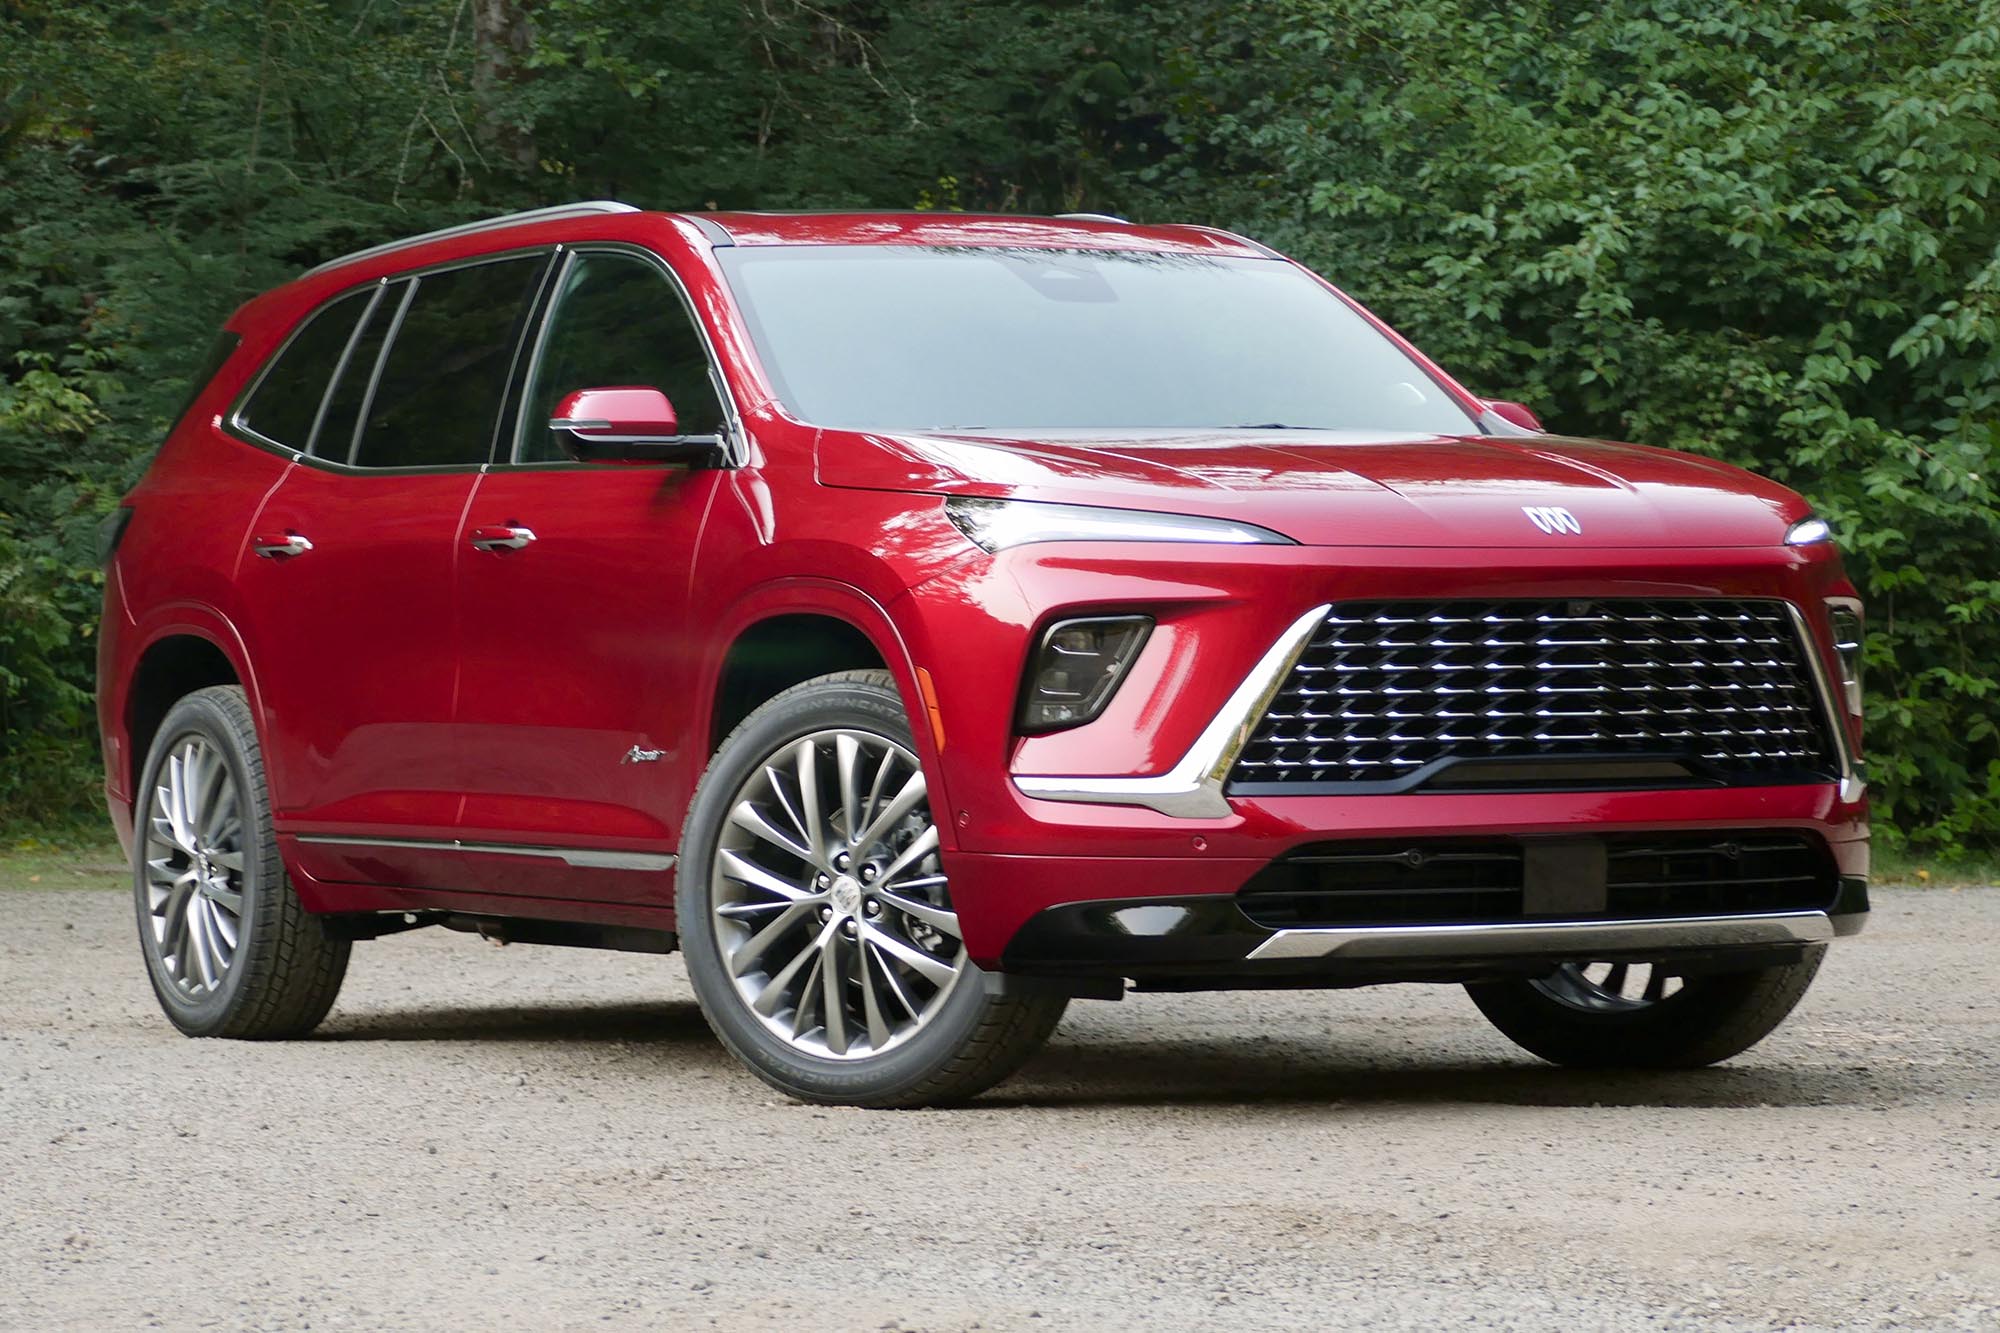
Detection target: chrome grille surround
<box><xmin>1228</xmin><ymin>598</ymin><xmax>1840</xmax><ymax>791</ymax></box>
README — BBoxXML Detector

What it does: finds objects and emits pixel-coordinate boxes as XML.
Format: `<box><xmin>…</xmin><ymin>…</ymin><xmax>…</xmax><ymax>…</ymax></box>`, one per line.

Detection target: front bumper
<box><xmin>995</xmin><ymin>875</ymin><xmax>1868</xmax><ymax>990</ymax></box>
<box><xmin>902</xmin><ymin>538</ymin><xmax>1870</xmax><ymax>970</ymax></box>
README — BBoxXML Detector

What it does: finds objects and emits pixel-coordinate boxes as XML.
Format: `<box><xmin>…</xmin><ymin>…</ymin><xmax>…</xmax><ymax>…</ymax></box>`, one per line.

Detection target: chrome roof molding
<box><xmin>302</xmin><ymin>200</ymin><xmax>640</xmax><ymax>278</ymax></box>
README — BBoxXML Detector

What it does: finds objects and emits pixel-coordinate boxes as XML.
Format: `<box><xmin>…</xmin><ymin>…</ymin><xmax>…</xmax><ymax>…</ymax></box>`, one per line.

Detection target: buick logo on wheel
<box><xmin>1522</xmin><ymin>505</ymin><xmax>1582</xmax><ymax>535</ymax></box>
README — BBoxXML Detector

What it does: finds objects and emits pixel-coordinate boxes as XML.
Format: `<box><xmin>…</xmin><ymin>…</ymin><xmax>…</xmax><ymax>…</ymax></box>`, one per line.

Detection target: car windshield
<box><xmin>715</xmin><ymin>245</ymin><xmax>1479</xmax><ymax>435</ymax></box>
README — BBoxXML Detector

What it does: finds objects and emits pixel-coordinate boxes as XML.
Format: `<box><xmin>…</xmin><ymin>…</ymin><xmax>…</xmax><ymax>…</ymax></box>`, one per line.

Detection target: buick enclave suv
<box><xmin>97</xmin><ymin>203</ymin><xmax>1868</xmax><ymax>1105</ymax></box>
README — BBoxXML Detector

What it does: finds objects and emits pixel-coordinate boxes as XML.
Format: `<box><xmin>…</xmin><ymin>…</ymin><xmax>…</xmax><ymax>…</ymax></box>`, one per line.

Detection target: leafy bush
<box><xmin>0</xmin><ymin>0</ymin><xmax>1993</xmax><ymax>848</ymax></box>
<box><xmin>1136</xmin><ymin>0</ymin><xmax>2000</xmax><ymax>848</ymax></box>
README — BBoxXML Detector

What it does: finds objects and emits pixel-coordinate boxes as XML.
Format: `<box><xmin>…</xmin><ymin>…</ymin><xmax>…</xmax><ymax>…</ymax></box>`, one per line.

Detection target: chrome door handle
<box><xmin>469</xmin><ymin>524</ymin><xmax>537</xmax><ymax>552</ymax></box>
<box><xmin>252</xmin><ymin>532</ymin><xmax>313</xmax><ymax>559</ymax></box>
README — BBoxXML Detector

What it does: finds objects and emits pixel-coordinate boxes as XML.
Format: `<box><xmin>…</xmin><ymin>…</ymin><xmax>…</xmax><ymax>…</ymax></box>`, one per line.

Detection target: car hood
<box><xmin>814</xmin><ymin>427</ymin><xmax>1809</xmax><ymax>548</ymax></box>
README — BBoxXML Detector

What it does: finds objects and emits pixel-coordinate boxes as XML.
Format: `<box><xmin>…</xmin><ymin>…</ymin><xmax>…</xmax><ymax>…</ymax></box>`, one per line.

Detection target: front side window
<box><xmin>517</xmin><ymin>251</ymin><xmax>725</xmax><ymax>464</ymax></box>
<box><xmin>716</xmin><ymin>245</ymin><xmax>1478</xmax><ymax>436</ymax></box>
<box><xmin>351</xmin><ymin>254</ymin><xmax>547</xmax><ymax>469</ymax></box>
<box><xmin>237</xmin><ymin>287</ymin><xmax>374</xmax><ymax>451</ymax></box>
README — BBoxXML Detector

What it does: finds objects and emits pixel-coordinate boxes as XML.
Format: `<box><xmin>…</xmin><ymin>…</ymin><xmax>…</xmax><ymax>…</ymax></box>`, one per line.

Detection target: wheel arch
<box><xmin>121</xmin><ymin>612</ymin><xmax>262</xmax><ymax>812</ymax></box>
<box><xmin>698</xmin><ymin>580</ymin><xmax>954</xmax><ymax>841</ymax></box>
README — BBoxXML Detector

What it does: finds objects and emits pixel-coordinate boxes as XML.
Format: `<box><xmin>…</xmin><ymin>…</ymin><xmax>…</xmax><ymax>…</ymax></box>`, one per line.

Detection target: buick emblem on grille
<box><xmin>1522</xmin><ymin>505</ymin><xmax>1582</xmax><ymax>535</ymax></box>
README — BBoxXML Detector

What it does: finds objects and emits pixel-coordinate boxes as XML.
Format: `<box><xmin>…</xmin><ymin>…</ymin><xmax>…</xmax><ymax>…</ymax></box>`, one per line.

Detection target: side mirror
<box><xmin>1482</xmin><ymin>399</ymin><xmax>1544</xmax><ymax>434</ymax></box>
<box><xmin>548</xmin><ymin>386</ymin><xmax>725</xmax><ymax>465</ymax></box>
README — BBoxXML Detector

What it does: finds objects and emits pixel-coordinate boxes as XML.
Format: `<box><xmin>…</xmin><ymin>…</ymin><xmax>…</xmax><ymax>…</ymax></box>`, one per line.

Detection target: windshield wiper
<box><xmin>1220</xmin><ymin>423</ymin><xmax>1332</xmax><ymax>430</ymax></box>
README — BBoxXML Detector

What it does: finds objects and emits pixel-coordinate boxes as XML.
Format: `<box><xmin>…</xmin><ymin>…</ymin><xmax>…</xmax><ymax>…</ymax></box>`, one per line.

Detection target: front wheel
<box><xmin>677</xmin><ymin>670</ymin><xmax>1065</xmax><ymax>1107</ymax></box>
<box><xmin>1466</xmin><ymin>947</ymin><xmax>1826</xmax><ymax>1069</ymax></box>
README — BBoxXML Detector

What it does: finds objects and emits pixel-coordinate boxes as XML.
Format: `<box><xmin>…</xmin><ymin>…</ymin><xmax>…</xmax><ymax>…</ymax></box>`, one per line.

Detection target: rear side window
<box><xmin>310</xmin><ymin>282</ymin><xmax>405</xmax><ymax>465</ymax></box>
<box><xmin>352</xmin><ymin>255</ymin><xmax>546</xmax><ymax>469</ymax></box>
<box><xmin>237</xmin><ymin>288</ymin><xmax>374</xmax><ymax>451</ymax></box>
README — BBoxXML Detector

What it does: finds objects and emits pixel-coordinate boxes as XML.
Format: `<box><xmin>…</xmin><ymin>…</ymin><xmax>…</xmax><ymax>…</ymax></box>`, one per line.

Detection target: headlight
<box><xmin>1785</xmin><ymin>515</ymin><xmax>1832</xmax><ymax>546</ymax></box>
<box><xmin>945</xmin><ymin>497</ymin><xmax>1295</xmax><ymax>552</ymax></box>
<box><xmin>1018</xmin><ymin>615</ymin><xmax>1152</xmax><ymax>732</ymax></box>
<box><xmin>1826</xmin><ymin>598</ymin><xmax>1863</xmax><ymax>715</ymax></box>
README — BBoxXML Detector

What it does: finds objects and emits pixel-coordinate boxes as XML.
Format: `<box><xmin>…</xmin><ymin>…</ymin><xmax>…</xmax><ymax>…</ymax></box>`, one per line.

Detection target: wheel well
<box><xmin>711</xmin><ymin>615</ymin><xmax>886</xmax><ymax>751</ymax></box>
<box><xmin>126</xmin><ymin>635</ymin><xmax>238</xmax><ymax>795</ymax></box>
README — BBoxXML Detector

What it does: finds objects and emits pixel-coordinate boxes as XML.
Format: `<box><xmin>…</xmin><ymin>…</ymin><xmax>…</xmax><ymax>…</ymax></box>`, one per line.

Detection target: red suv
<box><xmin>97</xmin><ymin>203</ymin><xmax>1868</xmax><ymax>1105</ymax></box>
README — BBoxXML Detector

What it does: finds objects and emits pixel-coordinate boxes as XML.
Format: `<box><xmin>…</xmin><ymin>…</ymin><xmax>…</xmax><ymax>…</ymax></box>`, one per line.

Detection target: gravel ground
<box><xmin>3</xmin><ymin>877</ymin><xmax>1998</xmax><ymax>1331</ymax></box>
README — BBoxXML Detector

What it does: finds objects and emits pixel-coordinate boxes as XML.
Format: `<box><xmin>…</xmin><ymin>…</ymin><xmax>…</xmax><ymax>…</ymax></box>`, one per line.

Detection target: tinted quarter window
<box><xmin>237</xmin><ymin>287</ymin><xmax>372</xmax><ymax>451</ymax></box>
<box><xmin>353</xmin><ymin>254</ymin><xmax>546</xmax><ymax>469</ymax></box>
<box><xmin>518</xmin><ymin>252</ymin><xmax>725</xmax><ymax>464</ymax></box>
<box><xmin>312</xmin><ymin>281</ymin><xmax>404</xmax><ymax>464</ymax></box>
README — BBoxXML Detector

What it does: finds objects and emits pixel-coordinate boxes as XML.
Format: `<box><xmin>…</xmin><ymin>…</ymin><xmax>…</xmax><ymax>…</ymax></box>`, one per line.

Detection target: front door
<box><xmin>449</xmin><ymin>247</ymin><xmax>734</xmax><ymax>903</ymax></box>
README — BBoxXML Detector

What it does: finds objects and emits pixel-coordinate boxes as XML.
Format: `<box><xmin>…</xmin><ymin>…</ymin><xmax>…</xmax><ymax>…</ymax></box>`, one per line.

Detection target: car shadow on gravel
<box><xmin>992</xmin><ymin>1041</ymin><xmax>1910</xmax><ymax>1111</ymax></box>
<box><xmin>316</xmin><ymin>1000</ymin><xmax>719</xmax><ymax>1047</ymax></box>
<box><xmin>310</xmin><ymin>1001</ymin><xmax>1910</xmax><ymax>1111</ymax></box>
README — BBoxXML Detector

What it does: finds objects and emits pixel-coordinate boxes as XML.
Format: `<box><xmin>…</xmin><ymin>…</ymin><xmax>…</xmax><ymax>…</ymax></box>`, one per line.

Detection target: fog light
<box><xmin>1826</xmin><ymin>599</ymin><xmax>1863</xmax><ymax>715</ymax></box>
<box><xmin>1018</xmin><ymin>615</ymin><xmax>1151</xmax><ymax>733</ymax></box>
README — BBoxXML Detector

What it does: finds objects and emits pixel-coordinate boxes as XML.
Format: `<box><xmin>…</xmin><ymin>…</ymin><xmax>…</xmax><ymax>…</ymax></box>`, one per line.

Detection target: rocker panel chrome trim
<box><xmin>1247</xmin><ymin>909</ymin><xmax>1835</xmax><ymax>962</ymax></box>
<box><xmin>294</xmin><ymin>834</ymin><xmax>675</xmax><ymax>872</ymax></box>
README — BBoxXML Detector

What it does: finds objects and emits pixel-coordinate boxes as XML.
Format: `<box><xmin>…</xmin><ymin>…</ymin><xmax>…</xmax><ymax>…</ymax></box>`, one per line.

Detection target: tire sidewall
<box><xmin>677</xmin><ymin>673</ymin><xmax>1000</xmax><ymax>1103</ymax></box>
<box><xmin>131</xmin><ymin>689</ymin><xmax>270</xmax><ymax>1036</ymax></box>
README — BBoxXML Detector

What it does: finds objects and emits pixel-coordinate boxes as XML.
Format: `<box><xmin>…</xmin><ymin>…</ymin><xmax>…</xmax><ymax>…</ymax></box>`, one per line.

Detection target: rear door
<box><xmin>233</xmin><ymin>252</ymin><xmax>550</xmax><ymax>889</ymax></box>
<box><xmin>446</xmin><ymin>246</ymin><xmax>734</xmax><ymax>903</ymax></box>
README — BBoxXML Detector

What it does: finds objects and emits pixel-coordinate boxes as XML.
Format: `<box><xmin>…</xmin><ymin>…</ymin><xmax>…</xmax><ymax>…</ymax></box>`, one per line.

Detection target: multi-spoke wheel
<box><xmin>1466</xmin><ymin>946</ymin><xmax>1827</xmax><ymax>1069</ymax></box>
<box><xmin>132</xmin><ymin>686</ymin><xmax>349</xmax><ymax>1038</ymax></box>
<box><xmin>143</xmin><ymin>733</ymin><xmax>248</xmax><ymax>998</ymax></box>
<box><xmin>679</xmin><ymin>670</ymin><xmax>1065</xmax><ymax>1106</ymax></box>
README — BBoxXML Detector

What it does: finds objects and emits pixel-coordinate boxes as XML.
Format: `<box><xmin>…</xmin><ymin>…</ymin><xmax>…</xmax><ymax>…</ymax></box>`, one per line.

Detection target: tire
<box><xmin>132</xmin><ymin>685</ymin><xmax>350</xmax><ymax>1038</ymax></box>
<box><xmin>678</xmin><ymin>669</ymin><xmax>1065</xmax><ymax>1107</ymax></box>
<box><xmin>1465</xmin><ymin>947</ymin><xmax>1826</xmax><ymax>1069</ymax></box>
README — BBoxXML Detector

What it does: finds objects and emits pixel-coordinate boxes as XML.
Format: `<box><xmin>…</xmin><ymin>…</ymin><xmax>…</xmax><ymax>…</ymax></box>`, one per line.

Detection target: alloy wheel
<box><xmin>142</xmin><ymin>735</ymin><xmax>248</xmax><ymax>997</ymax></box>
<box><xmin>1532</xmin><ymin>960</ymin><xmax>1686</xmax><ymax>1013</ymax></box>
<box><xmin>710</xmin><ymin>727</ymin><xmax>964</xmax><ymax>1060</ymax></box>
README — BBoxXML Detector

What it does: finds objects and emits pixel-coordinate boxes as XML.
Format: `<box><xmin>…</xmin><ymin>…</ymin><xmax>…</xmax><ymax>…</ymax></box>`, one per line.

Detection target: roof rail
<box><xmin>302</xmin><ymin>200</ymin><xmax>640</xmax><ymax>278</ymax></box>
<box><xmin>1052</xmin><ymin>211</ymin><xmax>1129</xmax><ymax>224</ymax></box>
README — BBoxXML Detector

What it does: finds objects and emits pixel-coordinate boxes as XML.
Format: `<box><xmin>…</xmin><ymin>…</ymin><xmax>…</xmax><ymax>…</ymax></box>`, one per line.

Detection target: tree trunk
<box><xmin>472</xmin><ymin>0</ymin><xmax>537</xmax><ymax>175</ymax></box>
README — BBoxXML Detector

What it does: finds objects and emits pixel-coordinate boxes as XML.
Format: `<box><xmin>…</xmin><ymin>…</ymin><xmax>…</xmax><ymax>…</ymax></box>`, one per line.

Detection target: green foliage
<box><xmin>0</xmin><ymin>0</ymin><xmax>1993</xmax><ymax>845</ymax></box>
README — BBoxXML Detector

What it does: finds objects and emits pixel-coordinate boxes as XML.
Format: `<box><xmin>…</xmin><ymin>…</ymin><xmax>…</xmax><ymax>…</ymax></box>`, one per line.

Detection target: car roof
<box><xmin>234</xmin><ymin>203</ymin><xmax>1279</xmax><ymax>334</ymax></box>
<box><xmin>688</xmin><ymin>210</ymin><xmax>1275</xmax><ymax>257</ymax></box>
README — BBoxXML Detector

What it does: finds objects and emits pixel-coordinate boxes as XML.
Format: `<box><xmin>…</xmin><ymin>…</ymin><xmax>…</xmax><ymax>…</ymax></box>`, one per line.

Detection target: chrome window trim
<box><xmin>303</xmin><ymin>282</ymin><xmax>388</xmax><ymax>456</ymax></box>
<box><xmin>1013</xmin><ymin>603</ymin><xmax>1331</xmax><ymax>818</ymax></box>
<box><xmin>300</xmin><ymin>200</ymin><xmax>636</xmax><ymax>278</ymax></box>
<box><xmin>1247</xmin><ymin>909</ymin><xmax>1835</xmax><ymax>962</ymax></box>
<box><xmin>294</xmin><ymin>834</ymin><xmax>675</xmax><ymax>873</ymax></box>
<box><xmin>227</xmin><ymin>280</ymin><xmax>387</xmax><ymax>459</ymax></box>
<box><xmin>337</xmin><ymin>277</ymin><xmax>416</xmax><ymax>467</ymax></box>
<box><xmin>503</xmin><ymin>241</ymin><xmax>746</xmax><ymax>467</ymax></box>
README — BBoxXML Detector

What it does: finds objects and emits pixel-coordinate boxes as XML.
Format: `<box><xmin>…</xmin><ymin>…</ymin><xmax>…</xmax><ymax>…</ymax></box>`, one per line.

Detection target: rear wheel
<box><xmin>133</xmin><ymin>685</ymin><xmax>349</xmax><ymax>1038</ymax></box>
<box><xmin>1466</xmin><ymin>948</ymin><xmax>1825</xmax><ymax>1068</ymax></box>
<box><xmin>678</xmin><ymin>670</ymin><xmax>1065</xmax><ymax>1106</ymax></box>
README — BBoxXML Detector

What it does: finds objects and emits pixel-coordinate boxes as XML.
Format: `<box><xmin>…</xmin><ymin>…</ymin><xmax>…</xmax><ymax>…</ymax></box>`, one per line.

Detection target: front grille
<box><xmin>1236</xmin><ymin>833</ymin><xmax>1837</xmax><ymax>929</ymax></box>
<box><xmin>1229</xmin><ymin>598</ymin><xmax>1838</xmax><ymax>792</ymax></box>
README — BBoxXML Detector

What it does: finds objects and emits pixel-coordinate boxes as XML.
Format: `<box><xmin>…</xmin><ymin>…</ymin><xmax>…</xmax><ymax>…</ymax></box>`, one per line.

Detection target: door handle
<box><xmin>252</xmin><ymin>532</ymin><xmax>313</xmax><ymax>559</ymax></box>
<box><xmin>469</xmin><ymin>524</ymin><xmax>537</xmax><ymax>552</ymax></box>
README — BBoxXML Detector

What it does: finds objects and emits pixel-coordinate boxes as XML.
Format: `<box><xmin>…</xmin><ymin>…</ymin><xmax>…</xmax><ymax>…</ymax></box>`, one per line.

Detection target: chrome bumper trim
<box><xmin>1013</xmin><ymin>603</ymin><xmax>1332</xmax><ymax>818</ymax></box>
<box><xmin>295</xmin><ymin>833</ymin><xmax>675</xmax><ymax>872</ymax></box>
<box><xmin>1247</xmin><ymin>910</ymin><xmax>1835</xmax><ymax>962</ymax></box>
<box><xmin>1784</xmin><ymin>602</ymin><xmax>1866</xmax><ymax>804</ymax></box>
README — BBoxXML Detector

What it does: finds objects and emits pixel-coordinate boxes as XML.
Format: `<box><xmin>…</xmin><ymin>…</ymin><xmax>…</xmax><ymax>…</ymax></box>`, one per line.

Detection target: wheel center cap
<box><xmin>829</xmin><ymin>875</ymin><xmax>863</xmax><ymax>918</ymax></box>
